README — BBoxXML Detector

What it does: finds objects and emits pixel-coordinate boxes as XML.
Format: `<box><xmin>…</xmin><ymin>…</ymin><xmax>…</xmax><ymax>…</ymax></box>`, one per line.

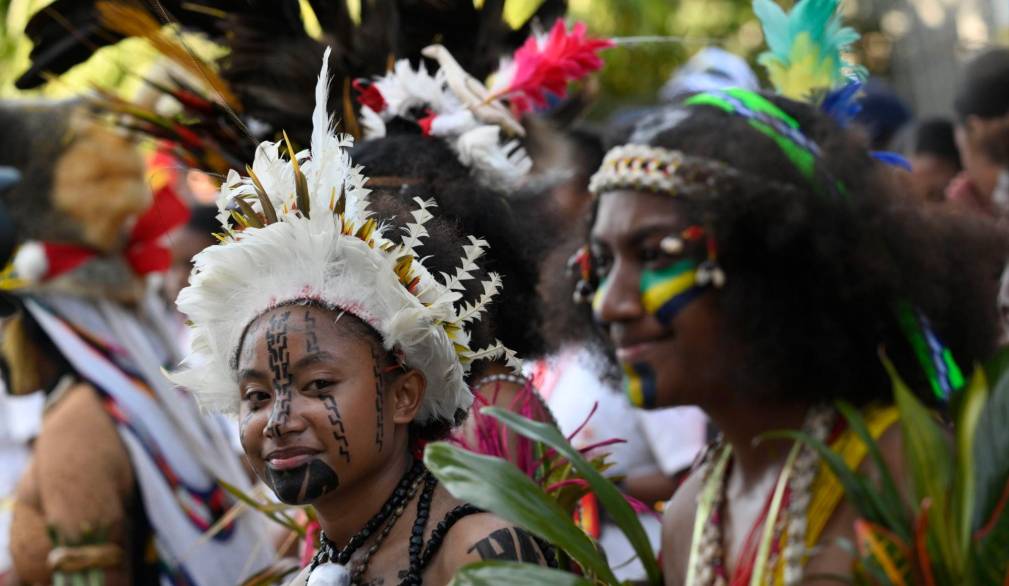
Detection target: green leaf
<box><xmin>836</xmin><ymin>401</ymin><xmax>911</xmax><ymax>540</ymax></box>
<box><xmin>972</xmin><ymin>364</ymin><xmax>1009</xmax><ymax>582</ymax></box>
<box><xmin>450</xmin><ymin>561</ymin><xmax>594</xmax><ymax>586</ymax></box>
<box><xmin>424</xmin><ymin>442</ymin><xmax>617</xmax><ymax>582</ymax></box>
<box><xmin>483</xmin><ymin>407</ymin><xmax>662</xmax><ymax>585</ymax></box>
<box><xmin>952</xmin><ymin>368</ymin><xmax>987</xmax><ymax>549</ymax></box>
<box><xmin>883</xmin><ymin>357</ymin><xmax>960</xmax><ymax>575</ymax></box>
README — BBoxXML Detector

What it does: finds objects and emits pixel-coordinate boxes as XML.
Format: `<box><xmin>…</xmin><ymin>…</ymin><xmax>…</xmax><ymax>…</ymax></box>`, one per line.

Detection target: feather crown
<box><xmin>170</xmin><ymin>48</ymin><xmax>509</xmax><ymax>423</ymax></box>
<box><xmin>357</xmin><ymin>20</ymin><xmax>611</xmax><ymax>191</ymax></box>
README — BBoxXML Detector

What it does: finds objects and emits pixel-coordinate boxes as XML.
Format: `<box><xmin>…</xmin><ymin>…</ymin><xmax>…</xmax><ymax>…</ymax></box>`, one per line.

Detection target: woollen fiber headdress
<box><xmin>357</xmin><ymin>20</ymin><xmax>611</xmax><ymax>190</ymax></box>
<box><xmin>170</xmin><ymin>48</ymin><xmax>511</xmax><ymax>423</ymax></box>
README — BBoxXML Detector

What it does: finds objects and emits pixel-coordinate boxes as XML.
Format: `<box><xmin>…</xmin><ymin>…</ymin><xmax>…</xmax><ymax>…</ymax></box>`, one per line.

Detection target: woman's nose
<box><xmin>264</xmin><ymin>389</ymin><xmax>307</xmax><ymax>438</ymax></box>
<box><xmin>592</xmin><ymin>263</ymin><xmax>644</xmax><ymax>324</ymax></box>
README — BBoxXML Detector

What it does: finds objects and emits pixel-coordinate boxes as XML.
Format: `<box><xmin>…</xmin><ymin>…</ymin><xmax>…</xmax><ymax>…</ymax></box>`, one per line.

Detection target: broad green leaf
<box><xmin>424</xmin><ymin>442</ymin><xmax>618</xmax><ymax>583</ymax></box>
<box><xmin>884</xmin><ymin>358</ymin><xmax>960</xmax><ymax>576</ymax></box>
<box><xmin>836</xmin><ymin>401</ymin><xmax>911</xmax><ymax>540</ymax></box>
<box><xmin>972</xmin><ymin>366</ymin><xmax>1009</xmax><ymax>583</ymax></box>
<box><xmin>953</xmin><ymin>368</ymin><xmax>987</xmax><ymax>550</ymax></box>
<box><xmin>451</xmin><ymin>561</ymin><xmax>594</xmax><ymax>586</ymax></box>
<box><xmin>484</xmin><ymin>407</ymin><xmax>662</xmax><ymax>585</ymax></box>
<box><xmin>972</xmin><ymin>363</ymin><xmax>1009</xmax><ymax>531</ymax></box>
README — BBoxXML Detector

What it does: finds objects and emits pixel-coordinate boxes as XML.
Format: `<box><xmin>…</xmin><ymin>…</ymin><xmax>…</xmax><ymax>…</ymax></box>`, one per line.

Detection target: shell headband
<box><xmin>170</xmin><ymin>48</ymin><xmax>513</xmax><ymax>423</ymax></box>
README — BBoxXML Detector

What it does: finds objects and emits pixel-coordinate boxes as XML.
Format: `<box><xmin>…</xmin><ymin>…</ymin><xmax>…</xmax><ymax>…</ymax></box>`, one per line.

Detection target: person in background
<box><xmin>949</xmin><ymin>48</ymin><xmax>1009</xmax><ymax>216</ymax></box>
<box><xmin>910</xmin><ymin>118</ymin><xmax>962</xmax><ymax>203</ymax></box>
<box><xmin>163</xmin><ymin>204</ymin><xmax>219</xmax><ymax>323</ymax></box>
<box><xmin>851</xmin><ymin>79</ymin><xmax>912</xmax><ymax>151</ymax></box>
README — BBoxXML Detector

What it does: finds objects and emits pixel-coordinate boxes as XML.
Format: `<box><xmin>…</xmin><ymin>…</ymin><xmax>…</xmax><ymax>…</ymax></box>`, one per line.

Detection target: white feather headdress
<box><xmin>170</xmin><ymin>48</ymin><xmax>507</xmax><ymax>424</ymax></box>
<box><xmin>357</xmin><ymin>22</ymin><xmax>611</xmax><ymax>191</ymax></box>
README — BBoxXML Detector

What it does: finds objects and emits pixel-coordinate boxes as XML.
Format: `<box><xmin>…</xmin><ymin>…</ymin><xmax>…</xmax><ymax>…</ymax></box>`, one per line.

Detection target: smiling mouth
<box><xmin>615</xmin><ymin>335</ymin><xmax>672</xmax><ymax>363</ymax></box>
<box><xmin>265</xmin><ymin>448</ymin><xmax>322</xmax><ymax>471</ymax></box>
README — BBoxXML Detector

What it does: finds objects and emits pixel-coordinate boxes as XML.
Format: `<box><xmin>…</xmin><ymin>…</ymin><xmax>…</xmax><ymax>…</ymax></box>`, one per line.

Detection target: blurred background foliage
<box><xmin>0</xmin><ymin>0</ymin><xmax>1004</xmax><ymax>118</ymax></box>
<box><xmin>0</xmin><ymin>0</ymin><xmax>771</xmax><ymax>109</ymax></box>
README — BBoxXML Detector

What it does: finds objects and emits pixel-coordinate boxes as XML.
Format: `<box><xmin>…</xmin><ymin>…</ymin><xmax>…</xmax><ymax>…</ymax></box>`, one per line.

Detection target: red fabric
<box><xmin>41</xmin><ymin>242</ymin><xmax>97</xmax><ymax>279</ymax></box>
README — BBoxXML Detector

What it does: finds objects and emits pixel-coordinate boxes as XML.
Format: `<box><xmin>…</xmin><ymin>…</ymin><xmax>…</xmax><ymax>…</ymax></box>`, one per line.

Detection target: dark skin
<box><xmin>238</xmin><ymin>306</ymin><xmax>548</xmax><ymax>583</ymax></box>
<box><xmin>591</xmin><ymin>190</ymin><xmax>908</xmax><ymax>585</ymax></box>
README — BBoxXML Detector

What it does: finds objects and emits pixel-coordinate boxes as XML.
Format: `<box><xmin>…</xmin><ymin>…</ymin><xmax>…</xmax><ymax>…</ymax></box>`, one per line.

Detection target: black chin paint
<box><xmin>266</xmin><ymin>459</ymin><xmax>340</xmax><ymax>504</ymax></box>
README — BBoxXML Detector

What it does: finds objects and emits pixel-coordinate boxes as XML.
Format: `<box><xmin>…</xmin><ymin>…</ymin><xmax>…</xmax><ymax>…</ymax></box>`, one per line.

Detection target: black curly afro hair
<box><xmin>351</xmin><ymin>133</ymin><xmax>553</xmax><ymax>377</ymax></box>
<box><xmin>553</xmin><ymin>92</ymin><xmax>1008</xmax><ymax>407</ymax></box>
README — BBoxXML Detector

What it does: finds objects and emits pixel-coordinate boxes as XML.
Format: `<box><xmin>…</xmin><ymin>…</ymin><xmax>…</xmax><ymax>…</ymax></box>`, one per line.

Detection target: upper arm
<box><xmin>34</xmin><ymin>384</ymin><xmax>134</xmax><ymax>537</ymax></box>
<box><xmin>803</xmin><ymin>424</ymin><xmax>911</xmax><ymax>583</ymax></box>
<box><xmin>662</xmin><ymin>470</ymin><xmax>703</xmax><ymax>586</ymax></box>
<box><xmin>434</xmin><ymin>513</ymin><xmax>550</xmax><ymax>580</ymax></box>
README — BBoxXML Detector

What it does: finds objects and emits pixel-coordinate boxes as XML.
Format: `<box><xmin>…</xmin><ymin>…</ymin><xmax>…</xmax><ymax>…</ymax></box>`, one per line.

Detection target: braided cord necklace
<box><xmin>685</xmin><ymin>405</ymin><xmax>834</xmax><ymax>586</ymax></box>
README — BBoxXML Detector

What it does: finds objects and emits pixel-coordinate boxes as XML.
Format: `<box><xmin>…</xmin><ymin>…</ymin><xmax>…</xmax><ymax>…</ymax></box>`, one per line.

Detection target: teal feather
<box><xmin>753</xmin><ymin>0</ymin><xmax>863</xmax><ymax>100</ymax></box>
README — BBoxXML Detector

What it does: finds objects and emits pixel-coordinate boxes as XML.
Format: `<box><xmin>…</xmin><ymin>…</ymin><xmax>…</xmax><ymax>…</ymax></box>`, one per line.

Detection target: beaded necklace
<box><xmin>686</xmin><ymin>406</ymin><xmax>834</xmax><ymax>586</ymax></box>
<box><xmin>307</xmin><ymin>460</ymin><xmax>486</xmax><ymax>585</ymax></box>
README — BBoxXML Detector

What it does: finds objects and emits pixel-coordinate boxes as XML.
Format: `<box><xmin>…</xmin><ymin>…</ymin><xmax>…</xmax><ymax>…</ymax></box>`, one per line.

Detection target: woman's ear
<box><xmin>391</xmin><ymin>368</ymin><xmax>427</xmax><ymax>424</ymax></box>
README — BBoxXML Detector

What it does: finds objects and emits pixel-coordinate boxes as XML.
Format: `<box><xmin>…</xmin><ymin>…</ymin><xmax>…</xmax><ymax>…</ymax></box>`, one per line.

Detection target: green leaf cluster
<box><xmin>782</xmin><ymin>358</ymin><xmax>1009</xmax><ymax>585</ymax></box>
<box><xmin>425</xmin><ymin>406</ymin><xmax>662</xmax><ymax>585</ymax></box>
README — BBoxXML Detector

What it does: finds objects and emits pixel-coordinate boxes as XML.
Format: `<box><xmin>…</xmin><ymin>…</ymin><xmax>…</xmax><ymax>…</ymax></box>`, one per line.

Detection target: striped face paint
<box><xmin>640</xmin><ymin>259</ymin><xmax>704</xmax><ymax>326</ymax></box>
<box><xmin>622</xmin><ymin>362</ymin><xmax>658</xmax><ymax>408</ymax></box>
<box><xmin>591</xmin><ymin>275</ymin><xmax>610</xmax><ymax>316</ymax></box>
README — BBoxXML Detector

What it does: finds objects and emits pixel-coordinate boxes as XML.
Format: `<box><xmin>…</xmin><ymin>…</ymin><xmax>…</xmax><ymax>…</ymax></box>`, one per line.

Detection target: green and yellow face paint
<box><xmin>640</xmin><ymin>258</ymin><xmax>705</xmax><ymax>326</ymax></box>
<box><xmin>623</xmin><ymin>361</ymin><xmax>658</xmax><ymax>408</ymax></box>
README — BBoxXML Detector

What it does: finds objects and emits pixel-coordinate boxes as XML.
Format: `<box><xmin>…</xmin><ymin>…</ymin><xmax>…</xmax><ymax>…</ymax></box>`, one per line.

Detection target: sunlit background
<box><xmin>1</xmin><ymin>0</ymin><xmax>1007</xmax><ymax>118</ymax></box>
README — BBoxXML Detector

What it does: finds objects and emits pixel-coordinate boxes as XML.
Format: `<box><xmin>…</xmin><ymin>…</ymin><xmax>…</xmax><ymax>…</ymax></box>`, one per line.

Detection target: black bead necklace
<box><xmin>309</xmin><ymin>459</ymin><xmax>425</xmax><ymax>571</ymax></box>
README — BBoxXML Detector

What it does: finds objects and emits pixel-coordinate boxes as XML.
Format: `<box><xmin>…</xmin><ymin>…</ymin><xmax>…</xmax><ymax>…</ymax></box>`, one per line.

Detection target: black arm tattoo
<box><xmin>466</xmin><ymin>527</ymin><xmax>544</xmax><ymax>564</ymax></box>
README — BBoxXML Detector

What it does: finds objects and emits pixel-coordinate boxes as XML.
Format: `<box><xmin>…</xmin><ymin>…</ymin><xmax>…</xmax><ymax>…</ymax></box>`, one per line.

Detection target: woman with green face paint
<box><xmin>574</xmin><ymin>91</ymin><xmax>1007</xmax><ymax>584</ymax></box>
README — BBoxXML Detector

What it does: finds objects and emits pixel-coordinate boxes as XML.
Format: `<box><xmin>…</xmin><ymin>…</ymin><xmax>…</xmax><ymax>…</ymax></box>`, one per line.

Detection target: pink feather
<box><xmin>500</xmin><ymin>20</ymin><xmax>612</xmax><ymax>114</ymax></box>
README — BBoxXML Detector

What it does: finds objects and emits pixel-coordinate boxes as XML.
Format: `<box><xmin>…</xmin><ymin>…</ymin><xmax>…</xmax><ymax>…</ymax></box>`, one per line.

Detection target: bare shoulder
<box><xmin>662</xmin><ymin>468</ymin><xmax>704</xmax><ymax>586</ymax></box>
<box><xmin>804</xmin><ymin>421</ymin><xmax>910</xmax><ymax>583</ymax></box>
<box><xmin>35</xmin><ymin>383</ymin><xmax>134</xmax><ymax>523</ymax></box>
<box><xmin>428</xmin><ymin>511</ymin><xmax>550</xmax><ymax>581</ymax></box>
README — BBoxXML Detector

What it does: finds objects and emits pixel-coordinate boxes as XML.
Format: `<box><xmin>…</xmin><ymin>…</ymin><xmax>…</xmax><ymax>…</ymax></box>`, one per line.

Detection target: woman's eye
<box><xmin>242</xmin><ymin>389</ymin><xmax>270</xmax><ymax>408</ymax></box>
<box><xmin>306</xmin><ymin>379</ymin><xmax>335</xmax><ymax>393</ymax></box>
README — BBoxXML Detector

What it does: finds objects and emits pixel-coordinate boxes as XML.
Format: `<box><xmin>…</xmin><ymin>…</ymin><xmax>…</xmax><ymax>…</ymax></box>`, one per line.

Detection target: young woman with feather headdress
<box><xmin>169</xmin><ymin>50</ymin><xmax>556</xmax><ymax>585</ymax></box>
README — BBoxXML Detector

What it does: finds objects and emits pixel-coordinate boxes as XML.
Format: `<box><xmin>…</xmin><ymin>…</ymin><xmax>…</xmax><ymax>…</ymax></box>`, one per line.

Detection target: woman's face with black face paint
<box><xmin>236</xmin><ymin>305</ymin><xmax>401</xmax><ymax>504</ymax></box>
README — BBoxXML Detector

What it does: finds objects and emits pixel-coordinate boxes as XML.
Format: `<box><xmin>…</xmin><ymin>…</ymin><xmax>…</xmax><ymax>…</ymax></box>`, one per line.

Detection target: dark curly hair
<box><xmin>565</xmin><ymin>93</ymin><xmax>1007</xmax><ymax>406</ymax></box>
<box><xmin>351</xmin><ymin>133</ymin><xmax>552</xmax><ymax>373</ymax></box>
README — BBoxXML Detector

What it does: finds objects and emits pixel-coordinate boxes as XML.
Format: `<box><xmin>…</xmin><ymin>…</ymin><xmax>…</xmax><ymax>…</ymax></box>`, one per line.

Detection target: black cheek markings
<box><xmin>322</xmin><ymin>394</ymin><xmax>352</xmax><ymax>463</ymax></box>
<box><xmin>267</xmin><ymin>459</ymin><xmax>340</xmax><ymax>504</ymax></box>
<box><xmin>265</xmin><ymin>311</ymin><xmax>294</xmax><ymax>438</ymax></box>
<box><xmin>371</xmin><ymin>347</ymin><xmax>385</xmax><ymax>452</ymax></box>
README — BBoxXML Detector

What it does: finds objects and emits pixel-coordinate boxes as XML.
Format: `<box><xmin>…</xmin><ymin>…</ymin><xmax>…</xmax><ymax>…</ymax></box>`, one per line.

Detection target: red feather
<box><xmin>501</xmin><ymin>20</ymin><xmax>612</xmax><ymax>115</ymax></box>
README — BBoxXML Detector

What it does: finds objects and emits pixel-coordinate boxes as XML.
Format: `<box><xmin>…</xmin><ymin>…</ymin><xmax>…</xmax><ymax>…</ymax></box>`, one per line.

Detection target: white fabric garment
<box><xmin>25</xmin><ymin>297</ymin><xmax>270</xmax><ymax>585</ymax></box>
<box><xmin>532</xmin><ymin>348</ymin><xmax>708</xmax><ymax>581</ymax></box>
